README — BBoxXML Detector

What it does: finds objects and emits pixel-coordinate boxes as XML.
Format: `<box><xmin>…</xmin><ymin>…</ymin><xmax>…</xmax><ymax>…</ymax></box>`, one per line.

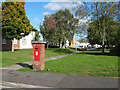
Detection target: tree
<box><xmin>54</xmin><ymin>8</ymin><xmax>79</xmax><ymax>48</ymax></box>
<box><xmin>35</xmin><ymin>31</ymin><xmax>40</xmax><ymax>41</ymax></box>
<box><xmin>87</xmin><ymin>16</ymin><xmax>119</xmax><ymax>47</ymax></box>
<box><xmin>40</xmin><ymin>14</ymin><xmax>57</xmax><ymax>48</ymax></box>
<box><xmin>40</xmin><ymin>9</ymin><xmax>79</xmax><ymax>48</ymax></box>
<box><xmin>33</xmin><ymin>28</ymin><xmax>40</xmax><ymax>41</ymax></box>
<box><xmin>74</xmin><ymin>2</ymin><xmax>119</xmax><ymax>54</ymax></box>
<box><xmin>2</xmin><ymin>1</ymin><xmax>33</xmax><ymax>52</ymax></box>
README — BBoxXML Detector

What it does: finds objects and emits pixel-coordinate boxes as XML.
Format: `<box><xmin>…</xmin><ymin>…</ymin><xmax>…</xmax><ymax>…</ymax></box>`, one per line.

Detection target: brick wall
<box><xmin>14</xmin><ymin>40</ymin><xmax>20</xmax><ymax>49</ymax></box>
<box><xmin>2</xmin><ymin>40</ymin><xmax>12</xmax><ymax>51</ymax></box>
<box><xmin>2</xmin><ymin>40</ymin><xmax>20</xmax><ymax>51</ymax></box>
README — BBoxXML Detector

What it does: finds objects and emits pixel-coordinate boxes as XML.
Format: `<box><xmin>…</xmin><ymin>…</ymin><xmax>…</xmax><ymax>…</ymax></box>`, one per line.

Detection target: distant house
<box><xmin>69</xmin><ymin>37</ymin><xmax>80</xmax><ymax>48</ymax></box>
<box><xmin>2</xmin><ymin>29</ymin><xmax>37</xmax><ymax>51</ymax></box>
<box><xmin>79</xmin><ymin>42</ymin><xmax>90</xmax><ymax>48</ymax></box>
<box><xmin>79</xmin><ymin>40</ymin><xmax>90</xmax><ymax>48</ymax></box>
<box><xmin>65</xmin><ymin>40</ymin><xmax>69</xmax><ymax>48</ymax></box>
<box><xmin>94</xmin><ymin>44</ymin><xmax>101</xmax><ymax>48</ymax></box>
<box><xmin>69</xmin><ymin>37</ymin><xmax>76</xmax><ymax>48</ymax></box>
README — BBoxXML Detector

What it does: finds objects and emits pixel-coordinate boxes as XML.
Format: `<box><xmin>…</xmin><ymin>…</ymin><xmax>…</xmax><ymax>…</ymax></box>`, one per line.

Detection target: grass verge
<box><xmin>19</xmin><ymin>48</ymin><xmax>119</xmax><ymax>77</ymax></box>
<box><xmin>1</xmin><ymin>48</ymin><xmax>82</xmax><ymax>67</ymax></box>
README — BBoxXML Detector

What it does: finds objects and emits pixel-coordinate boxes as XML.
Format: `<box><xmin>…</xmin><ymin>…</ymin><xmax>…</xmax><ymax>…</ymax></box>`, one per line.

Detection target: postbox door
<box><xmin>34</xmin><ymin>46</ymin><xmax>40</xmax><ymax>61</ymax></box>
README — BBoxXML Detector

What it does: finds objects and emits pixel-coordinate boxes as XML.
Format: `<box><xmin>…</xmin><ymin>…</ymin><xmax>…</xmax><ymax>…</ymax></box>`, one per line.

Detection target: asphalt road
<box><xmin>2</xmin><ymin>69</ymin><xmax>118</xmax><ymax>88</ymax></box>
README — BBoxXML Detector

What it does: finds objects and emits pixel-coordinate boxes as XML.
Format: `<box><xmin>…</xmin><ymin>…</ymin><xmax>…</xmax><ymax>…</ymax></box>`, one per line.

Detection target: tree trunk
<box><xmin>47</xmin><ymin>43</ymin><xmax>49</xmax><ymax>49</ymax></box>
<box><xmin>46</xmin><ymin>42</ymin><xmax>49</xmax><ymax>49</ymax></box>
<box><xmin>102</xmin><ymin>20</ymin><xmax>105</xmax><ymax>54</ymax></box>
<box><xmin>62</xmin><ymin>41</ymin><xmax>66</xmax><ymax>48</ymax></box>
<box><xmin>108</xmin><ymin>45</ymin><xmax>110</xmax><ymax>49</ymax></box>
<box><xmin>12</xmin><ymin>40</ymin><xmax>14</xmax><ymax>52</ymax></box>
<box><xmin>59</xmin><ymin>40</ymin><xmax>62</xmax><ymax>48</ymax></box>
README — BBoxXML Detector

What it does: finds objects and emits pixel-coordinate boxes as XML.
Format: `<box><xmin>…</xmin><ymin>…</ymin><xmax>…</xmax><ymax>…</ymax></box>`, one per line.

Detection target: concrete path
<box><xmin>2</xmin><ymin>69</ymin><xmax>118</xmax><ymax>88</ymax></box>
<box><xmin>1</xmin><ymin>51</ymin><xmax>83</xmax><ymax>70</ymax></box>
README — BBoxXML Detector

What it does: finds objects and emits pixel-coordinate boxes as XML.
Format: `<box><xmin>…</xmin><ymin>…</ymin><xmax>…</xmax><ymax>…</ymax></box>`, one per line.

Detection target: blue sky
<box><xmin>0</xmin><ymin>0</ymin><xmax>87</xmax><ymax>40</ymax></box>
<box><xmin>24</xmin><ymin>2</ymin><xmax>83</xmax><ymax>40</ymax></box>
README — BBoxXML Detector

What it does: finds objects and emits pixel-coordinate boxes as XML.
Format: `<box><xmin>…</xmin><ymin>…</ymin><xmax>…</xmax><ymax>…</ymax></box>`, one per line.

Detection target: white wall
<box><xmin>76</xmin><ymin>41</ymin><xmax>80</xmax><ymax>47</ymax></box>
<box><xmin>80</xmin><ymin>43</ymin><xmax>89</xmax><ymax>48</ymax></box>
<box><xmin>94</xmin><ymin>44</ymin><xmax>101</xmax><ymax>48</ymax></box>
<box><xmin>20</xmin><ymin>31</ymin><xmax>35</xmax><ymax>49</ymax></box>
<box><xmin>65</xmin><ymin>40</ymin><xmax>69</xmax><ymax>47</ymax></box>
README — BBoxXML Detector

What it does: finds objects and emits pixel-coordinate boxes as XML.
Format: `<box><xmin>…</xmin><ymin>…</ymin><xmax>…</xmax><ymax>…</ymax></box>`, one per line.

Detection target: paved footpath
<box><xmin>1</xmin><ymin>48</ymin><xmax>119</xmax><ymax>88</ymax></box>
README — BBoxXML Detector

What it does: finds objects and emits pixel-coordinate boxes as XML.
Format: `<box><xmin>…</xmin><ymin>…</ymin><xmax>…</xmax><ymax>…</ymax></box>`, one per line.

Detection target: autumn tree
<box><xmin>2</xmin><ymin>0</ymin><xmax>33</xmax><ymax>52</ymax></box>
<box><xmin>74</xmin><ymin>2</ymin><xmax>119</xmax><ymax>54</ymax></box>
<box><xmin>40</xmin><ymin>9</ymin><xmax>79</xmax><ymax>48</ymax></box>
<box><xmin>40</xmin><ymin>15</ymin><xmax>57</xmax><ymax>48</ymax></box>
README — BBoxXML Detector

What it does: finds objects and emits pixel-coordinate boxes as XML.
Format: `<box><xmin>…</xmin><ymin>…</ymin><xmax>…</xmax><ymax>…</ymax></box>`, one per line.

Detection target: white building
<box><xmin>79</xmin><ymin>42</ymin><xmax>90</xmax><ymax>48</ymax></box>
<box><xmin>2</xmin><ymin>29</ymin><xmax>37</xmax><ymax>50</ymax></box>
<box><xmin>19</xmin><ymin>31</ymin><xmax>36</xmax><ymax>49</ymax></box>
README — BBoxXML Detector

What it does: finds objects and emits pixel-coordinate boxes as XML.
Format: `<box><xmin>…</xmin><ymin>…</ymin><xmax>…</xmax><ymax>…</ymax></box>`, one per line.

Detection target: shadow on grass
<box><xmin>17</xmin><ymin>63</ymin><xmax>33</xmax><ymax>69</ymax></box>
<box><xmin>72</xmin><ymin>48</ymin><xmax>87</xmax><ymax>51</ymax></box>
<box><xmin>52</xmin><ymin>48</ymin><xmax>73</xmax><ymax>54</ymax></box>
<box><xmin>52</xmin><ymin>48</ymin><xmax>87</xmax><ymax>54</ymax></box>
<box><xmin>78</xmin><ymin>48</ymin><xmax>120</xmax><ymax>57</ymax></box>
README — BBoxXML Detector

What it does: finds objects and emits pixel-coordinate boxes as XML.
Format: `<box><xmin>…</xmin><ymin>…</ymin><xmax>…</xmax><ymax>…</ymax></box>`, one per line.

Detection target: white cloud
<box><xmin>50</xmin><ymin>0</ymin><xmax>72</xmax><ymax>2</ymax></box>
<box><xmin>79</xmin><ymin>17</ymin><xmax>91</xmax><ymax>24</ymax></box>
<box><xmin>43</xmin><ymin>12</ymin><xmax>49</xmax><ymax>16</ymax></box>
<box><xmin>44</xmin><ymin>2</ymin><xmax>73</xmax><ymax>11</ymax></box>
<box><xmin>44</xmin><ymin>0</ymin><xmax>82</xmax><ymax>11</ymax></box>
<box><xmin>32</xmin><ymin>18</ymin><xmax>40</xmax><ymax>23</ymax></box>
<box><xmin>44</xmin><ymin>3</ymin><xmax>62</xmax><ymax>10</ymax></box>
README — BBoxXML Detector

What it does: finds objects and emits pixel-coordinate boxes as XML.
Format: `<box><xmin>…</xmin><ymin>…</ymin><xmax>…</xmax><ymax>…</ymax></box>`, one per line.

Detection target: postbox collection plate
<box><xmin>34</xmin><ymin>46</ymin><xmax>40</xmax><ymax>61</ymax></box>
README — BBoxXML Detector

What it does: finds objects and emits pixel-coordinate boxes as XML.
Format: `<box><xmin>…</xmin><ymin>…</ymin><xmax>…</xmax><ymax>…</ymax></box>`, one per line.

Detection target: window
<box><xmin>22</xmin><ymin>38</ymin><xmax>26</xmax><ymax>45</ymax></box>
<box><xmin>2</xmin><ymin>39</ymin><xmax>6</xmax><ymax>44</ymax></box>
<box><xmin>14</xmin><ymin>38</ymin><xmax>17</xmax><ymax>44</ymax></box>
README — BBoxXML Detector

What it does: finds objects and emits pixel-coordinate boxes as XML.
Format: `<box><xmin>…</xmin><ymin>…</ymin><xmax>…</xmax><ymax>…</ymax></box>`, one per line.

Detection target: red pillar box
<box><xmin>32</xmin><ymin>41</ymin><xmax>46</xmax><ymax>71</ymax></box>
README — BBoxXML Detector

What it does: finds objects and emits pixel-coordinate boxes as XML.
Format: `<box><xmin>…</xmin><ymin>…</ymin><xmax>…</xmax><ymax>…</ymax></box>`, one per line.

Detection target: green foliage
<box><xmin>87</xmin><ymin>16</ymin><xmax>119</xmax><ymax>46</ymax></box>
<box><xmin>54</xmin><ymin>8</ymin><xmax>79</xmax><ymax>46</ymax></box>
<box><xmin>40</xmin><ymin>14</ymin><xmax>58</xmax><ymax>46</ymax></box>
<box><xmin>74</xmin><ymin>2</ymin><xmax>119</xmax><ymax>53</ymax></box>
<box><xmin>40</xmin><ymin>9</ymin><xmax>79</xmax><ymax>48</ymax></box>
<box><xmin>2</xmin><ymin>1</ymin><xmax>33</xmax><ymax>40</ymax></box>
<box><xmin>35</xmin><ymin>30</ymin><xmax>40</xmax><ymax>41</ymax></box>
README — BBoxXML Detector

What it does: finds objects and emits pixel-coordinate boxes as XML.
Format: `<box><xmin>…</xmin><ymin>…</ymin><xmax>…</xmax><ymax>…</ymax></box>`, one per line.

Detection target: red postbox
<box><xmin>34</xmin><ymin>46</ymin><xmax>40</xmax><ymax>61</ymax></box>
<box><xmin>32</xmin><ymin>41</ymin><xmax>46</xmax><ymax>71</ymax></box>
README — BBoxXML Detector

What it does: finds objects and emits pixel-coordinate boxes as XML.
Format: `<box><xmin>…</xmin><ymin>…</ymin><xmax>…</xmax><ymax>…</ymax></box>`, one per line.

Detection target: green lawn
<box><xmin>19</xmin><ymin>49</ymin><xmax>119</xmax><ymax>77</ymax></box>
<box><xmin>1</xmin><ymin>48</ymin><xmax>80</xmax><ymax>67</ymax></box>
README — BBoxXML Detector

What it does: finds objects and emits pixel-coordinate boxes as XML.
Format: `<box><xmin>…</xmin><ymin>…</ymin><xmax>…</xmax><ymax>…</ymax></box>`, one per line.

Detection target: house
<box><xmin>2</xmin><ymin>29</ymin><xmax>37</xmax><ymax>51</ymax></box>
<box><xmin>79</xmin><ymin>40</ymin><xmax>90</xmax><ymax>48</ymax></box>
<box><xmin>94</xmin><ymin>44</ymin><xmax>101</xmax><ymax>48</ymax></box>
<box><xmin>69</xmin><ymin>37</ymin><xmax>80</xmax><ymax>48</ymax></box>
<box><xmin>65</xmin><ymin>40</ymin><xmax>69</xmax><ymax>48</ymax></box>
<box><xmin>69</xmin><ymin>37</ymin><xmax>77</xmax><ymax>48</ymax></box>
<box><xmin>79</xmin><ymin>42</ymin><xmax>90</xmax><ymax>48</ymax></box>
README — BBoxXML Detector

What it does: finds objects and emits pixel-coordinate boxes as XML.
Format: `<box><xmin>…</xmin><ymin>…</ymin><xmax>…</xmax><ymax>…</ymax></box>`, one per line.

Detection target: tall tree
<box><xmin>40</xmin><ymin>15</ymin><xmax>57</xmax><ymax>48</ymax></box>
<box><xmin>74</xmin><ymin>2</ymin><xmax>119</xmax><ymax>54</ymax></box>
<box><xmin>2</xmin><ymin>1</ymin><xmax>33</xmax><ymax>52</ymax></box>
<box><xmin>87</xmin><ymin>16</ymin><xmax>119</xmax><ymax>47</ymax></box>
<box><xmin>54</xmin><ymin>8</ymin><xmax>79</xmax><ymax>48</ymax></box>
